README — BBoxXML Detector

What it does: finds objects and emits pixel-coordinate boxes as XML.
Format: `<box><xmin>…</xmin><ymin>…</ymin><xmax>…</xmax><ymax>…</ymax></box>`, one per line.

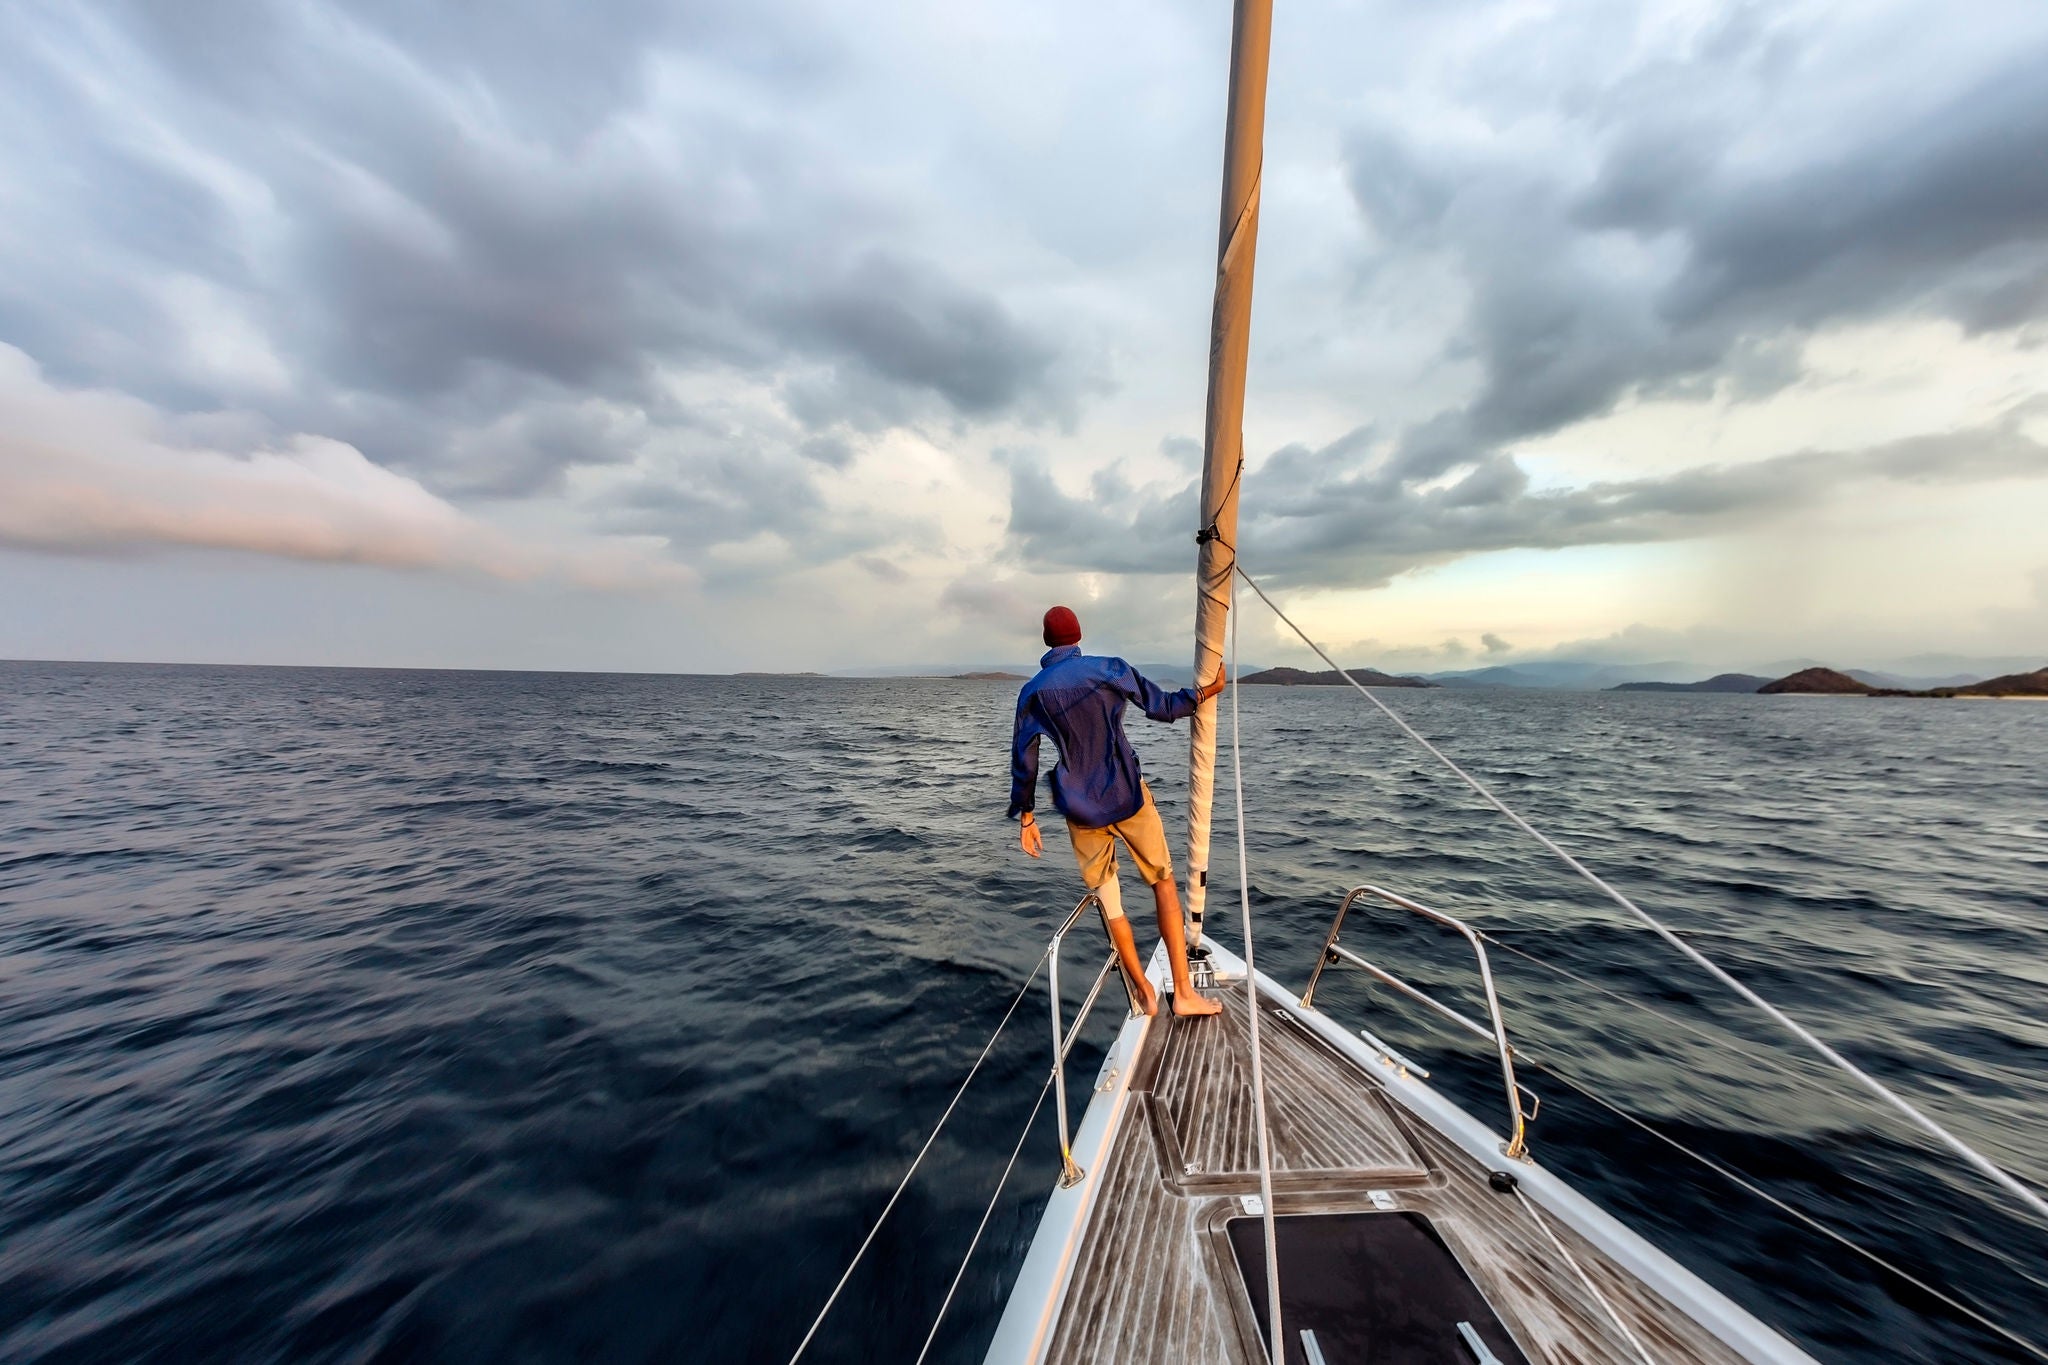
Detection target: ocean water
<box><xmin>1</xmin><ymin>660</ymin><xmax>2044</xmax><ymax>1363</ymax></box>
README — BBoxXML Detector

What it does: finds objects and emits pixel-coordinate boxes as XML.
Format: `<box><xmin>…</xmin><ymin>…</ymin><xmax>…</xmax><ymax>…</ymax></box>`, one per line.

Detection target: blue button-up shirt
<box><xmin>1009</xmin><ymin>646</ymin><xmax>1202</xmax><ymax>828</ymax></box>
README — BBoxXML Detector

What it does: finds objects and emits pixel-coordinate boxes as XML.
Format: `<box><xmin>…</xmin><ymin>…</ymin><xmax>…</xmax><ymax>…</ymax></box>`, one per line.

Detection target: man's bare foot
<box><xmin>1134</xmin><ymin>976</ymin><xmax>1160</xmax><ymax>1017</ymax></box>
<box><xmin>1171</xmin><ymin>989</ymin><xmax>1222</xmax><ymax>1017</ymax></box>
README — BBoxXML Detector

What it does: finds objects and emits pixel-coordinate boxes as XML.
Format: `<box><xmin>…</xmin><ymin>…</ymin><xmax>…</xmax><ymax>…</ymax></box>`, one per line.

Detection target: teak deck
<box><xmin>1040</xmin><ymin>979</ymin><xmax>1753</xmax><ymax>1365</ymax></box>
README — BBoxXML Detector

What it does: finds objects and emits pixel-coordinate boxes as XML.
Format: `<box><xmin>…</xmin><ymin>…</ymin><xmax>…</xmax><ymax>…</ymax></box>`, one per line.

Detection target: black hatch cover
<box><xmin>1227</xmin><ymin>1212</ymin><xmax>1531</xmax><ymax>1365</ymax></box>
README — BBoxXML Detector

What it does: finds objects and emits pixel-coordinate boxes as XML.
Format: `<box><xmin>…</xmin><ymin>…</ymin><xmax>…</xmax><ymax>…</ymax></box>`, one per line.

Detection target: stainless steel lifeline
<box><xmin>1301</xmin><ymin>885</ymin><xmax>1536</xmax><ymax>1159</ymax></box>
<box><xmin>1046</xmin><ymin>893</ymin><xmax>1148</xmax><ymax>1189</ymax></box>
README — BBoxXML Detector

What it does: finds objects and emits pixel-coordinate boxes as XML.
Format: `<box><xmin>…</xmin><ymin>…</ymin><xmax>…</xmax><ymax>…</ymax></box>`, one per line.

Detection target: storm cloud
<box><xmin>1352</xmin><ymin>10</ymin><xmax>2048</xmax><ymax>464</ymax></box>
<box><xmin>4</xmin><ymin>0</ymin><xmax>2047</xmax><ymax>670</ymax></box>
<box><xmin>1</xmin><ymin>0</ymin><xmax>1074</xmax><ymax>526</ymax></box>
<box><xmin>1004</xmin><ymin>2</ymin><xmax>2048</xmax><ymax>591</ymax></box>
<box><xmin>1008</xmin><ymin>404</ymin><xmax>2048</xmax><ymax>589</ymax></box>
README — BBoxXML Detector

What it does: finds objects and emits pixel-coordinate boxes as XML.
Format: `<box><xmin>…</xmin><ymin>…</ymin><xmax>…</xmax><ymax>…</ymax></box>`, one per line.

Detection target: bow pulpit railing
<box><xmin>1045</xmin><ymin>894</ymin><xmax>1150</xmax><ymax>1187</ymax></box>
<box><xmin>1301</xmin><ymin>885</ymin><xmax>1539</xmax><ymax>1159</ymax></box>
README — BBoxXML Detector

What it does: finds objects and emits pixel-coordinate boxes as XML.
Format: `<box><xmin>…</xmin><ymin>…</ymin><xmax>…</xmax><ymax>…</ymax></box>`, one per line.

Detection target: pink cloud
<box><xmin>0</xmin><ymin>346</ymin><xmax>688</xmax><ymax>590</ymax></box>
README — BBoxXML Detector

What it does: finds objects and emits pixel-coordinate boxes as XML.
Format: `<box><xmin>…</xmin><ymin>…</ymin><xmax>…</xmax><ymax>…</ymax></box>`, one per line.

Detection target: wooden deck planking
<box><xmin>1152</xmin><ymin>986</ymin><xmax>1426</xmax><ymax>1188</ymax></box>
<box><xmin>1041</xmin><ymin>980</ymin><xmax>1756</xmax><ymax>1365</ymax></box>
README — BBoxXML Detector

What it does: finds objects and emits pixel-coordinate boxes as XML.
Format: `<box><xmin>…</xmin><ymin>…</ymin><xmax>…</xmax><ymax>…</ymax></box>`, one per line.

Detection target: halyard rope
<box><xmin>911</xmin><ymin>1070</ymin><xmax>1057</xmax><ymax>1365</ymax></box>
<box><xmin>785</xmin><ymin>953</ymin><xmax>1045</xmax><ymax>1364</ymax></box>
<box><xmin>1229</xmin><ymin>586</ymin><xmax>1286</xmax><ymax>1364</ymax></box>
<box><xmin>1231</xmin><ymin>562</ymin><xmax>2048</xmax><ymax>1225</ymax></box>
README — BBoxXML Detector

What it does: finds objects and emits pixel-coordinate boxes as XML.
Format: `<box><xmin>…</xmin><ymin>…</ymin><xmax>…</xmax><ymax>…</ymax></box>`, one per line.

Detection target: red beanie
<box><xmin>1043</xmin><ymin>605</ymin><xmax>1082</xmax><ymax>647</ymax></box>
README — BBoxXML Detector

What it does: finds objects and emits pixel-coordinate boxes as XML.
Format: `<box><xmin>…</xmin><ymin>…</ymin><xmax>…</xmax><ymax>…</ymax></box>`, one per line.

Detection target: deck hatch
<box><xmin>1226</xmin><ymin>1212</ymin><xmax>1531</xmax><ymax>1365</ymax></box>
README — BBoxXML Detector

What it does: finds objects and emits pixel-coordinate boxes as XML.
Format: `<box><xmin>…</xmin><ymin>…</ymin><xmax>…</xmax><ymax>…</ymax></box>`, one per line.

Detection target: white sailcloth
<box><xmin>1185</xmin><ymin>0</ymin><xmax>1273</xmax><ymax>946</ymax></box>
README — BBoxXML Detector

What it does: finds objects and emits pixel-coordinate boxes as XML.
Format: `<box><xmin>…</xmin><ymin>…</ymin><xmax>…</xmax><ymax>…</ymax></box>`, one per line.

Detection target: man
<box><xmin>1009</xmin><ymin>605</ymin><xmax>1224</xmax><ymax>1017</ymax></box>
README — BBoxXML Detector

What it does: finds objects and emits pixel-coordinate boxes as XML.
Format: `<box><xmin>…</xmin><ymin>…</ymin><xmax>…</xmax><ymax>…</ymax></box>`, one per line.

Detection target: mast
<box><xmin>1185</xmin><ymin>0</ymin><xmax>1273</xmax><ymax>950</ymax></box>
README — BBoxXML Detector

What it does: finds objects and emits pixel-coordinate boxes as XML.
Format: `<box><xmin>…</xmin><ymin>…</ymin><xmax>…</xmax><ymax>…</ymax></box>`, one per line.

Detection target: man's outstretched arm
<box><xmin>1119</xmin><ymin>661</ymin><xmax>1228</xmax><ymax>722</ymax></box>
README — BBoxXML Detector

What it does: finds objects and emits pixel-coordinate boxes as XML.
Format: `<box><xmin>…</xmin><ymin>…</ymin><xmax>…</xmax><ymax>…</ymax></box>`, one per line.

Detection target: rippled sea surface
<box><xmin>2</xmin><ymin>660</ymin><xmax>2045</xmax><ymax>1363</ymax></box>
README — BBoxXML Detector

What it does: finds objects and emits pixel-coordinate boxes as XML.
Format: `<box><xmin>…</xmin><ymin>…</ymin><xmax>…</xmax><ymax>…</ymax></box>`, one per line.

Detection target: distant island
<box><xmin>1954</xmin><ymin>666</ymin><xmax>2048</xmax><ymax>697</ymax></box>
<box><xmin>1757</xmin><ymin>667</ymin><xmax>1870</xmax><ymax>695</ymax></box>
<box><xmin>1238</xmin><ymin>666</ymin><xmax>1435</xmax><ymax>689</ymax></box>
<box><xmin>1756</xmin><ymin>665</ymin><xmax>2048</xmax><ymax>697</ymax></box>
<box><xmin>1613</xmin><ymin>673</ymin><xmax>1770</xmax><ymax>693</ymax></box>
<box><xmin>840</xmin><ymin>655</ymin><xmax>2038</xmax><ymax>691</ymax></box>
<box><xmin>1608</xmin><ymin>664</ymin><xmax>2048</xmax><ymax>697</ymax></box>
<box><xmin>822</xmin><ymin>659</ymin><xmax>2044</xmax><ymax>696</ymax></box>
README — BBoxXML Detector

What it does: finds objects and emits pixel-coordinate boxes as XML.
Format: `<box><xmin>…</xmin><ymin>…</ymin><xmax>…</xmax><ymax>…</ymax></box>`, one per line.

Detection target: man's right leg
<box><xmin>1148</xmin><ymin>875</ymin><xmax>1218</xmax><ymax>1016</ymax></box>
<box><xmin>1107</xmin><ymin>787</ymin><xmax>1217</xmax><ymax>1017</ymax></box>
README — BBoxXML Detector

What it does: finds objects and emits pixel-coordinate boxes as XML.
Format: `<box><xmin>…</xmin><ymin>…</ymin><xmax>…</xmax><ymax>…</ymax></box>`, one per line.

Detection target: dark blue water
<box><xmin>2</xmin><ymin>661</ymin><xmax>2044</xmax><ymax>1363</ymax></box>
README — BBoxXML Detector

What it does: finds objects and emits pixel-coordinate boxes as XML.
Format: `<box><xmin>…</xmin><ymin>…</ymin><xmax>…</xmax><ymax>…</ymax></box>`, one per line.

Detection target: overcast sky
<box><xmin>4</xmin><ymin>0</ymin><xmax>2046</xmax><ymax>674</ymax></box>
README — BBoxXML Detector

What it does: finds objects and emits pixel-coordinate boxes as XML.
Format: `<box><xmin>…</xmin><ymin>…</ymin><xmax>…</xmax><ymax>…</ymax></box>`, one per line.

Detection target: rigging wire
<box><xmin>1479</xmin><ymin>930</ymin><xmax>1853</xmax><ymax>1091</ymax></box>
<box><xmin>1353</xmin><ymin>939</ymin><xmax>2048</xmax><ymax>1361</ymax></box>
<box><xmin>1525</xmin><ymin>1053</ymin><xmax>2048</xmax><ymax>1363</ymax></box>
<box><xmin>911</xmin><ymin>1071</ymin><xmax>1057</xmax><ymax>1365</ymax></box>
<box><xmin>1228</xmin><ymin>588</ymin><xmax>1285</xmax><ymax>1365</ymax></box>
<box><xmin>785</xmin><ymin>952</ymin><xmax>1046</xmax><ymax>1365</ymax></box>
<box><xmin>1231</xmin><ymin>561</ymin><xmax>2048</xmax><ymax>1226</ymax></box>
<box><xmin>1468</xmin><ymin>933</ymin><xmax>2048</xmax><ymax>1358</ymax></box>
<box><xmin>1513</xmin><ymin>1188</ymin><xmax>1657</xmax><ymax>1365</ymax></box>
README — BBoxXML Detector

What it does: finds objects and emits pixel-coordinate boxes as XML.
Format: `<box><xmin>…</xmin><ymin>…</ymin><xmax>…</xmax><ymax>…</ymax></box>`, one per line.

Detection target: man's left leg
<box><xmin>1111</xmin><ymin>787</ymin><xmax>1218</xmax><ymax>1017</ymax></box>
<box><xmin>1147</xmin><ymin>875</ymin><xmax>1218</xmax><ymax>1015</ymax></box>
<box><xmin>1101</xmin><ymin>900</ymin><xmax>1160</xmax><ymax>1017</ymax></box>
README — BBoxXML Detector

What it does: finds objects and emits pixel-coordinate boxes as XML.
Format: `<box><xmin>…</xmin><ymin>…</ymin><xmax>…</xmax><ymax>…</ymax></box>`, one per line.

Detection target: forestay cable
<box><xmin>786</xmin><ymin>954</ymin><xmax>1046</xmax><ymax>1365</ymax></box>
<box><xmin>1228</xmin><ymin>592</ymin><xmax>1285</xmax><ymax>1365</ymax></box>
<box><xmin>1232</xmin><ymin>562</ymin><xmax>2048</xmax><ymax>1225</ymax></box>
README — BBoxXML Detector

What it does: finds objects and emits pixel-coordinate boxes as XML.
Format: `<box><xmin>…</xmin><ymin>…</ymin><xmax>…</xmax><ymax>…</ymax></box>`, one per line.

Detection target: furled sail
<box><xmin>1184</xmin><ymin>0</ymin><xmax>1274</xmax><ymax>947</ymax></box>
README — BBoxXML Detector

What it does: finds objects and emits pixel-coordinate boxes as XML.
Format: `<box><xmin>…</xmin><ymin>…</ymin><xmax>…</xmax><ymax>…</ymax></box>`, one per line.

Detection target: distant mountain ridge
<box><xmin>832</xmin><ymin>661</ymin><xmax>1249</xmax><ymax>686</ymax></box>
<box><xmin>1844</xmin><ymin>668</ymin><xmax>1980</xmax><ymax>690</ymax></box>
<box><xmin>1238</xmin><ymin>666</ymin><xmax>1435</xmax><ymax>688</ymax></box>
<box><xmin>1423</xmin><ymin>655</ymin><xmax>2044</xmax><ymax>690</ymax></box>
<box><xmin>1612</xmin><ymin>673</ymin><xmax>1770</xmax><ymax>693</ymax></box>
<box><xmin>1755</xmin><ymin>656</ymin><xmax>2044</xmax><ymax>689</ymax></box>
<box><xmin>1427</xmin><ymin>661</ymin><xmax>1691</xmax><ymax>689</ymax></box>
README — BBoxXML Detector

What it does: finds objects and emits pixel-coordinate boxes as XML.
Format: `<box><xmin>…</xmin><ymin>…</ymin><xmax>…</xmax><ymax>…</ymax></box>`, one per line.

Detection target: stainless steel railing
<box><xmin>1301</xmin><ymin>885</ymin><xmax>1537</xmax><ymax>1158</ymax></box>
<box><xmin>1047</xmin><ymin>893</ymin><xmax>1149</xmax><ymax>1188</ymax></box>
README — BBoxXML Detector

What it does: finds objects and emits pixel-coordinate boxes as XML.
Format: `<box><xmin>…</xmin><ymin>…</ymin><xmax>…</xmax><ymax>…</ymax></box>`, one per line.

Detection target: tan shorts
<box><xmin>1066</xmin><ymin>783</ymin><xmax>1175</xmax><ymax>888</ymax></box>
